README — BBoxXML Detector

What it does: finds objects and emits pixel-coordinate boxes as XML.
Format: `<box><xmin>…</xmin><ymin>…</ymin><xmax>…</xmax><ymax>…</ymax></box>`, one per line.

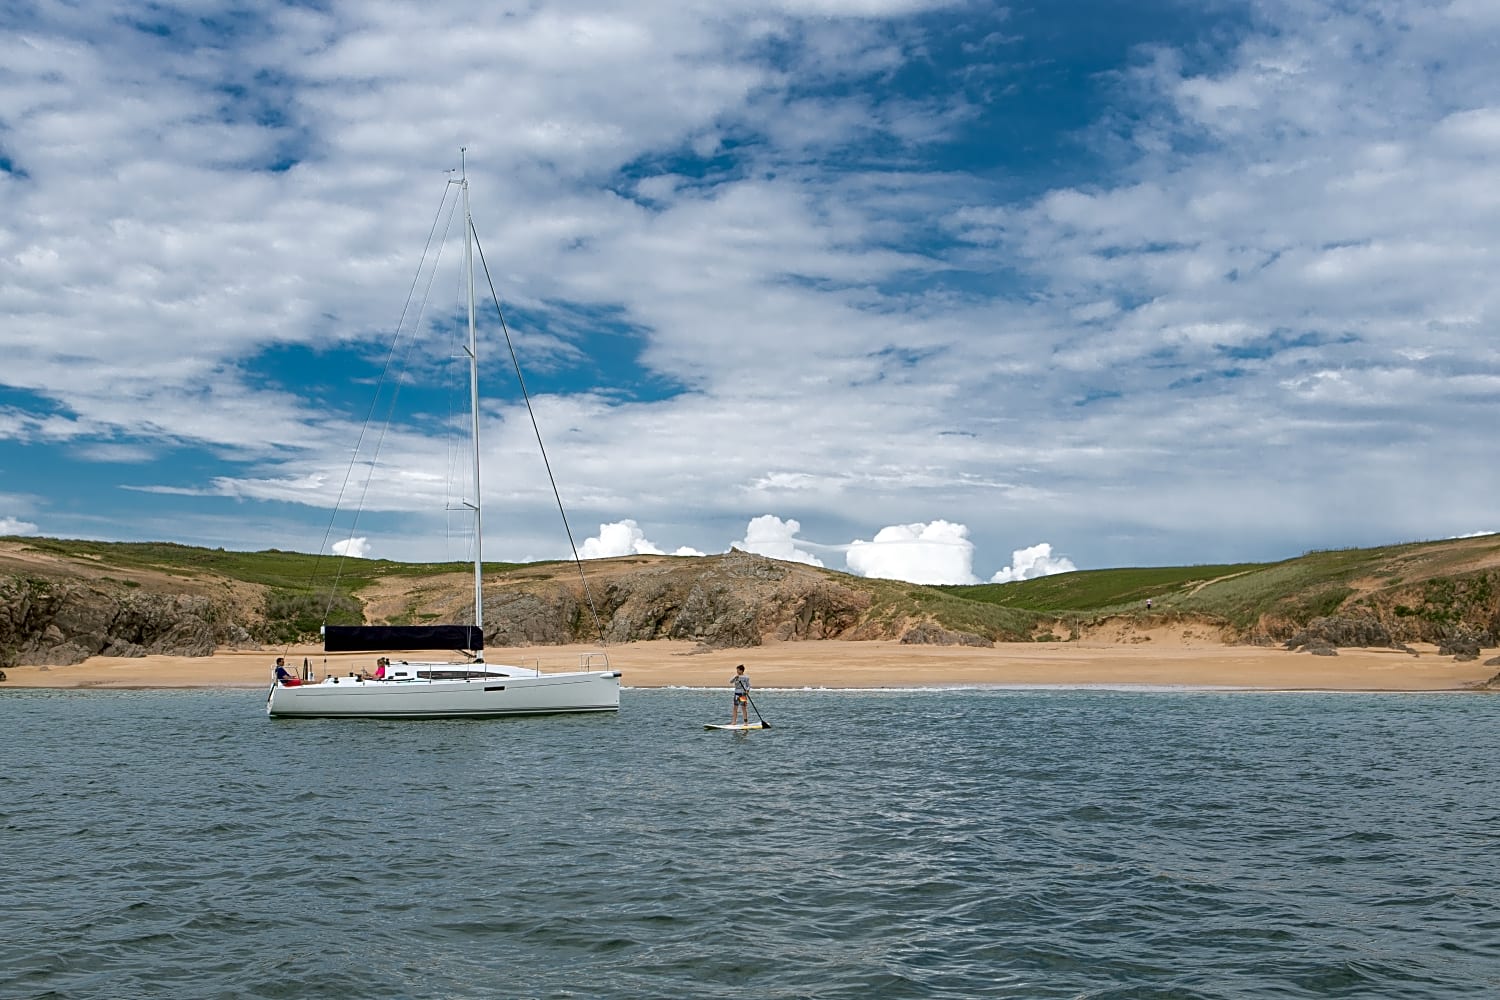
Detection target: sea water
<box><xmin>1</xmin><ymin>687</ymin><xmax>1497</xmax><ymax>999</ymax></box>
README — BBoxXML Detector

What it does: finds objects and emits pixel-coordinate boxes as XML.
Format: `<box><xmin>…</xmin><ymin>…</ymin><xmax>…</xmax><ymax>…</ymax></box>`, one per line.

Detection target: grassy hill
<box><xmin>942</xmin><ymin>535</ymin><xmax>1500</xmax><ymax>641</ymax></box>
<box><xmin>0</xmin><ymin>537</ymin><xmax>545</xmax><ymax>644</ymax></box>
<box><xmin>4</xmin><ymin>533</ymin><xmax>1500</xmax><ymax>649</ymax></box>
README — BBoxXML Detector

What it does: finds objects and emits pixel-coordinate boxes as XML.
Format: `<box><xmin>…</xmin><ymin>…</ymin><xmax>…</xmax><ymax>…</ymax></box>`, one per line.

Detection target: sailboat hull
<box><xmin>266</xmin><ymin>670</ymin><xmax>621</xmax><ymax>719</ymax></box>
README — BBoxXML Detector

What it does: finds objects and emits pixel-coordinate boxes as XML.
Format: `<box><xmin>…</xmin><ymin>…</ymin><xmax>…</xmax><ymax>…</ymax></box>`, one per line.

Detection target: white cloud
<box><xmin>3</xmin><ymin>2</ymin><xmax>1499</xmax><ymax>575</ymax></box>
<box><xmin>845</xmin><ymin>519</ymin><xmax>979</xmax><ymax>585</ymax></box>
<box><xmin>990</xmin><ymin>542</ymin><xmax>1076</xmax><ymax>583</ymax></box>
<box><xmin>0</xmin><ymin>516</ymin><xmax>40</xmax><ymax>535</ymax></box>
<box><xmin>577</xmin><ymin>514</ymin><xmax>1072</xmax><ymax>588</ymax></box>
<box><xmin>581</xmin><ymin>519</ymin><xmax>660</xmax><ymax>557</ymax></box>
<box><xmin>332</xmin><ymin>536</ymin><xmax>371</xmax><ymax>558</ymax></box>
<box><xmin>734</xmin><ymin>515</ymin><xmax>824</xmax><ymax>567</ymax></box>
<box><xmin>579</xmin><ymin>518</ymin><xmax>702</xmax><ymax>558</ymax></box>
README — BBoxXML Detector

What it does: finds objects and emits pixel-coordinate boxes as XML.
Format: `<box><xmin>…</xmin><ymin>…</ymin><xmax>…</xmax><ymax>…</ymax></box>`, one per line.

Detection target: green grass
<box><xmin>857</xmin><ymin>577</ymin><xmax>1040</xmax><ymax>640</ymax></box>
<box><xmin>7</xmin><ymin>537</ymin><xmax>526</xmax><ymax>587</ymax></box>
<box><xmin>9</xmin><ymin>533</ymin><xmax>1500</xmax><ymax>644</ymax></box>
<box><xmin>932</xmin><ymin>537</ymin><xmax>1500</xmax><ymax>636</ymax></box>
<box><xmin>944</xmin><ymin>563</ymin><xmax>1263</xmax><ymax>613</ymax></box>
<box><xmin>3</xmin><ymin>537</ymin><xmax>533</xmax><ymax>643</ymax></box>
<box><xmin>941</xmin><ymin>556</ymin><xmax>1381</xmax><ymax>632</ymax></box>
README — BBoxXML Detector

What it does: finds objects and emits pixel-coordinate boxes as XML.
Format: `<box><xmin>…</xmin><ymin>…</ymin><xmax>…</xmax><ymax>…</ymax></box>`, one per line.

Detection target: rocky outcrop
<box><xmin>899</xmin><ymin>622</ymin><xmax>994</xmax><ymax>647</ymax></box>
<box><xmin>0</xmin><ymin>550</ymin><xmax>973</xmax><ymax>664</ymax></box>
<box><xmin>1277</xmin><ymin>613</ymin><xmax>1499</xmax><ymax>661</ymax></box>
<box><xmin>1282</xmin><ymin>615</ymin><xmax>1394</xmax><ymax>651</ymax></box>
<box><xmin>1438</xmin><ymin>629</ymin><xmax>1486</xmax><ymax>661</ymax></box>
<box><xmin>9</xmin><ymin>538</ymin><xmax>1500</xmax><ymax>665</ymax></box>
<box><xmin>1349</xmin><ymin>572</ymin><xmax>1500</xmax><ymax>646</ymax></box>
<box><xmin>0</xmin><ymin>576</ymin><xmax>239</xmax><ymax>667</ymax></box>
<box><xmin>483</xmin><ymin>588</ymin><xmax>586</xmax><ymax>646</ymax></box>
<box><xmin>481</xmin><ymin>550</ymin><xmax>877</xmax><ymax>649</ymax></box>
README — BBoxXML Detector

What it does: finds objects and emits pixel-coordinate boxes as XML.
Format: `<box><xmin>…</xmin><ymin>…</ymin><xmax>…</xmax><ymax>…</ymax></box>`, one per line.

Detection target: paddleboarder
<box><xmin>731</xmin><ymin>664</ymin><xmax>751</xmax><ymax>725</ymax></box>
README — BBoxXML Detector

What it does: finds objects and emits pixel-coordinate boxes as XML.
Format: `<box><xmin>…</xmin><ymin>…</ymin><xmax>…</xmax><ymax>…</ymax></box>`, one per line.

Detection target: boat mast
<box><xmin>461</xmin><ymin>149</ymin><xmax>484</xmax><ymax>642</ymax></box>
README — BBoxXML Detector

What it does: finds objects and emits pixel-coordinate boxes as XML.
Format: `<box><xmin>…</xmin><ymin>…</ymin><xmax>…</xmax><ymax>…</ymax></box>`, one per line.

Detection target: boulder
<box><xmin>1283</xmin><ymin>615</ymin><xmax>1392</xmax><ymax>651</ymax></box>
<box><xmin>1437</xmin><ymin>629</ymin><xmax>1485</xmax><ymax>660</ymax></box>
<box><xmin>899</xmin><ymin>621</ymin><xmax>994</xmax><ymax>647</ymax></box>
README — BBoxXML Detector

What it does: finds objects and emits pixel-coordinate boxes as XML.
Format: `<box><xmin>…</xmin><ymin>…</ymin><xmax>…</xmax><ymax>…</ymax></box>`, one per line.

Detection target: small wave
<box><xmin>5</xmin><ymin>687</ymin><xmax>1496</xmax><ymax>999</ymax></box>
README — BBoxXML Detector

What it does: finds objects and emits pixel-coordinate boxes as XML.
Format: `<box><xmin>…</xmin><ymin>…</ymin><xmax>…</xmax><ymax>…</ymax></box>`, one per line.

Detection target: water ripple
<box><xmin>2</xmin><ymin>687</ymin><xmax>1497</xmax><ymax>998</ymax></box>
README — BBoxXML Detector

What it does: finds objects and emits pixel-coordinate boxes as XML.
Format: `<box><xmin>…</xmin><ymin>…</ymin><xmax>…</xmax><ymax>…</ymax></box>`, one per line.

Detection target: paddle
<box><xmin>744</xmin><ymin>690</ymin><xmax>772</xmax><ymax>729</ymax></box>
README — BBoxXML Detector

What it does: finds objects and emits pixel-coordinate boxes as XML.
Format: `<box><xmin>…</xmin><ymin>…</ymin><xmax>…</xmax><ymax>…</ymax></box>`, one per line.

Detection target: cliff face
<box><xmin>0</xmin><ymin>544</ymin><xmax>264</xmax><ymax>667</ymax></box>
<box><xmin>1248</xmin><ymin>570</ymin><xmax>1500</xmax><ymax>649</ymax></box>
<box><xmin>529</xmin><ymin>549</ymin><xmax>876</xmax><ymax>647</ymax></box>
<box><xmin>0</xmin><ymin>576</ymin><xmax>240</xmax><ymax>667</ymax></box>
<box><xmin>370</xmin><ymin>550</ymin><xmax>888</xmax><ymax>648</ymax></box>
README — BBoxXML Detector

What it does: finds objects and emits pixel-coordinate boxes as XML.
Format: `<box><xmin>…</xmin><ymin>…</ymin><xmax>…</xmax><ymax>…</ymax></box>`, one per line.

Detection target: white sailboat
<box><xmin>267</xmin><ymin>163</ymin><xmax>621</xmax><ymax>719</ymax></box>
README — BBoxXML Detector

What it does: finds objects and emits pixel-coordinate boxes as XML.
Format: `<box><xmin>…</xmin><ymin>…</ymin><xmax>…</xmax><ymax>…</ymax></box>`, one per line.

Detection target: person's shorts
<box><xmin>734</xmin><ymin>694</ymin><xmax>747</xmax><ymax>703</ymax></box>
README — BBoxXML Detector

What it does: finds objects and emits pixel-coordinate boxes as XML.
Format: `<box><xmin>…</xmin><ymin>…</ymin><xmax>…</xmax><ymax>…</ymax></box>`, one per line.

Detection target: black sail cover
<box><xmin>322</xmin><ymin>625</ymin><xmax>484</xmax><ymax>653</ymax></box>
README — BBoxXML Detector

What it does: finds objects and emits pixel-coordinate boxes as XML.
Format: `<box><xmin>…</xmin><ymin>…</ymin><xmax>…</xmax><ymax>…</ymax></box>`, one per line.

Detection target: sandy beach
<box><xmin>3</xmin><ymin>626</ymin><xmax>1496</xmax><ymax>691</ymax></box>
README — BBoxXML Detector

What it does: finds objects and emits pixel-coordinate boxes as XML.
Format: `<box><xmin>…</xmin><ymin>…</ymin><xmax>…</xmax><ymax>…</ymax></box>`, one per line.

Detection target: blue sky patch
<box><xmin>2</xmin><ymin>1</ymin><xmax>1496</xmax><ymax>578</ymax></box>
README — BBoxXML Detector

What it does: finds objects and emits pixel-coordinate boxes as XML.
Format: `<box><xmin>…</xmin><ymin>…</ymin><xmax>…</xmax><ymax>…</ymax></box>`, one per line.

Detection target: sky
<box><xmin>2</xmin><ymin>0</ymin><xmax>1498</xmax><ymax>586</ymax></box>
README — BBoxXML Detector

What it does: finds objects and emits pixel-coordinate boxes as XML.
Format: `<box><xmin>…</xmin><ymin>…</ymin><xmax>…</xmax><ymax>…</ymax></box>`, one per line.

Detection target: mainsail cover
<box><xmin>323</xmin><ymin>625</ymin><xmax>484</xmax><ymax>652</ymax></box>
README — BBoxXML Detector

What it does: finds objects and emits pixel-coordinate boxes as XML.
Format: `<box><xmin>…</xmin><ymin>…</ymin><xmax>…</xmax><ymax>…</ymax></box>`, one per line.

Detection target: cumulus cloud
<box><xmin>727</xmin><ymin>515</ymin><xmax>1076</xmax><ymax>586</ymax></box>
<box><xmin>580</xmin><ymin>519</ymin><xmax>704</xmax><ymax>558</ymax></box>
<box><xmin>845</xmin><ymin>519</ymin><xmax>980</xmax><ymax>585</ymax></box>
<box><xmin>582</xmin><ymin>520</ymin><xmax>662</xmax><ymax>557</ymax></box>
<box><xmin>990</xmin><ymin>542</ymin><xmax>1076</xmax><ymax>583</ymax></box>
<box><xmin>577</xmin><ymin>514</ymin><xmax>1079</xmax><ymax>589</ymax></box>
<box><xmin>332</xmin><ymin>536</ymin><xmax>371</xmax><ymax>558</ymax></box>
<box><xmin>734</xmin><ymin>514</ymin><xmax>825</xmax><ymax>567</ymax></box>
<box><xmin>6</xmin><ymin>3</ymin><xmax>1498</xmax><ymax>573</ymax></box>
<box><xmin>0</xmin><ymin>516</ymin><xmax>40</xmax><ymax>535</ymax></box>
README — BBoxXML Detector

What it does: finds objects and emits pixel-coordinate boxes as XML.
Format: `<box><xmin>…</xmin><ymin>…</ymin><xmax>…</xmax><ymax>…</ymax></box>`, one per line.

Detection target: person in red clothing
<box><xmin>273</xmin><ymin>657</ymin><xmax>302</xmax><ymax>686</ymax></box>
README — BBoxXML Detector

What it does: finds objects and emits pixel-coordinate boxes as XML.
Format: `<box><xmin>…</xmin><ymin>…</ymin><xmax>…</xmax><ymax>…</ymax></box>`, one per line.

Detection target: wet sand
<box><xmin>3</xmin><ymin>630</ymin><xmax>1495</xmax><ymax>692</ymax></box>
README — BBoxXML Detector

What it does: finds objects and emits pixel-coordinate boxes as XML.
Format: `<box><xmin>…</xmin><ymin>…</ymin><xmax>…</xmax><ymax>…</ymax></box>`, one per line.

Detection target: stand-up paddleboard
<box><xmin>705</xmin><ymin>722</ymin><xmax>767</xmax><ymax>730</ymax></box>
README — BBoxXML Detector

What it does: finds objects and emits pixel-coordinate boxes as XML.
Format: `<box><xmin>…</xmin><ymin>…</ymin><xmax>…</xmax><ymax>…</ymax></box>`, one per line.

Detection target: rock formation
<box><xmin>0</xmin><ymin>576</ymin><xmax>234</xmax><ymax>667</ymax></box>
<box><xmin>0</xmin><ymin>549</ymin><xmax>992</xmax><ymax>665</ymax></box>
<box><xmin>7</xmin><ymin>535</ymin><xmax>1500</xmax><ymax>667</ymax></box>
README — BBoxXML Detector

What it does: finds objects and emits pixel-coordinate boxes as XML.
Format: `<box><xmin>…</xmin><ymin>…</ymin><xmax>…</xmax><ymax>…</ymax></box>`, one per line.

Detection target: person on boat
<box><xmin>373</xmin><ymin>658</ymin><xmax>388</xmax><ymax>680</ymax></box>
<box><xmin>273</xmin><ymin>657</ymin><xmax>301</xmax><ymax>686</ymax></box>
<box><xmin>731</xmin><ymin>664</ymin><xmax>751</xmax><ymax>725</ymax></box>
